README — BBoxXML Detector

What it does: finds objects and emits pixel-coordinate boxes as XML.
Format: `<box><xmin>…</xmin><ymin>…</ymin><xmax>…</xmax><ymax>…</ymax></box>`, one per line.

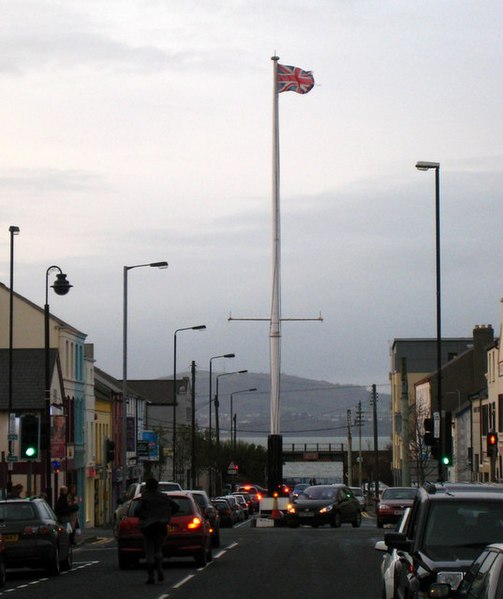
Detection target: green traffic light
<box><xmin>25</xmin><ymin>447</ymin><xmax>37</xmax><ymax>458</ymax></box>
<box><xmin>442</xmin><ymin>456</ymin><xmax>450</xmax><ymax>466</ymax></box>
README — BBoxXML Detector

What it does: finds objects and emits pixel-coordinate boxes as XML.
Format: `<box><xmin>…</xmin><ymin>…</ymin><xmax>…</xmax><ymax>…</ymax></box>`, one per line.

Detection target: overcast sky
<box><xmin>1</xmin><ymin>1</ymin><xmax>502</xmax><ymax>392</ymax></box>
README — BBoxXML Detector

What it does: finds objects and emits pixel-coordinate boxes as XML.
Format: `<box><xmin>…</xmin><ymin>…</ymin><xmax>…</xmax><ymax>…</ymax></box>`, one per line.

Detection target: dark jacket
<box><xmin>55</xmin><ymin>494</ymin><xmax>71</xmax><ymax>521</ymax></box>
<box><xmin>136</xmin><ymin>490</ymin><xmax>179</xmax><ymax>532</ymax></box>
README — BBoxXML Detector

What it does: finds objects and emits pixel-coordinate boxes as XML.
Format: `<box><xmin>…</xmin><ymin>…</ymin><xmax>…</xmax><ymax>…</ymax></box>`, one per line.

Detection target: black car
<box><xmin>286</xmin><ymin>484</ymin><xmax>361</xmax><ymax>528</ymax></box>
<box><xmin>0</xmin><ymin>497</ymin><xmax>73</xmax><ymax>575</ymax></box>
<box><xmin>385</xmin><ymin>486</ymin><xmax>503</xmax><ymax>598</ymax></box>
<box><xmin>213</xmin><ymin>499</ymin><xmax>234</xmax><ymax>527</ymax></box>
<box><xmin>187</xmin><ymin>490</ymin><xmax>221</xmax><ymax>548</ymax></box>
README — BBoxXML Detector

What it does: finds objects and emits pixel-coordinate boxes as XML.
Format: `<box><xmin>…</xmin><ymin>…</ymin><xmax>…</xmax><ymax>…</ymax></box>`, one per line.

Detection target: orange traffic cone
<box><xmin>271</xmin><ymin>492</ymin><xmax>283</xmax><ymax>525</ymax></box>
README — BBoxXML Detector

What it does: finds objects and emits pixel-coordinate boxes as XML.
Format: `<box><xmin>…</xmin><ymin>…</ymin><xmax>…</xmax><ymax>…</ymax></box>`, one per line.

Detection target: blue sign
<box><xmin>142</xmin><ymin>431</ymin><xmax>159</xmax><ymax>461</ymax></box>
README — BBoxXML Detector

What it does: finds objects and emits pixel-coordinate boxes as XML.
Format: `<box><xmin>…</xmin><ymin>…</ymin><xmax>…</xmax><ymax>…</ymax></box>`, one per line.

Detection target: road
<box><xmin>0</xmin><ymin>516</ymin><xmax>385</xmax><ymax>598</ymax></box>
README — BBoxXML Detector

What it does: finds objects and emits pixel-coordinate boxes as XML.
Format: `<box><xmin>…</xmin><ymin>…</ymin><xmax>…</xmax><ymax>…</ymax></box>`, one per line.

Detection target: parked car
<box><xmin>217</xmin><ymin>495</ymin><xmax>244</xmax><ymax>522</ymax></box>
<box><xmin>187</xmin><ymin>490</ymin><xmax>220</xmax><ymax>548</ymax></box>
<box><xmin>117</xmin><ymin>492</ymin><xmax>212</xmax><ymax>569</ymax></box>
<box><xmin>376</xmin><ymin>486</ymin><xmax>418</xmax><ymax>528</ymax></box>
<box><xmin>374</xmin><ymin>508</ymin><xmax>411</xmax><ymax>599</ymax></box>
<box><xmin>385</xmin><ymin>486</ymin><xmax>503</xmax><ymax>598</ymax></box>
<box><xmin>113</xmin><ymin>480</ymin><xmax>182</xmax><ymax>537</ymax></box>
<box><xmin>430</xmin><ymin>542</ymin><xmax>503</xmax><ymax>598</ymax></box>
<box><xmin>349</xmin><ymin>487</ymin><xmax>367</xmax><ymax>510</ymax></box>
<box><xmin>0</xmin><ymin>534</ymin><xmax>6</xmax><ymax>587</ymax></box>
<box><xmin>232</xmin><ymin>494</ymin><xmax>250</xmax><ymax>519</ymax></box>
<box><xmin>0</xmin><ymin>497</ymin><xmax>72</xmax><ymax>576</ymax></box>
<box><xmin>286</xmin><ymin>484</ymin><xmax>361</xmax><ymax>528</ymax></box>
<box><xmin>213</xmin><ymin>499</ymin><xmax>234</xmax><ymax>527</ymax></box>
<box><xmin>233</xmin><ymin>491</ymin><xmax>253</xmax><ymax>514</ymax></box>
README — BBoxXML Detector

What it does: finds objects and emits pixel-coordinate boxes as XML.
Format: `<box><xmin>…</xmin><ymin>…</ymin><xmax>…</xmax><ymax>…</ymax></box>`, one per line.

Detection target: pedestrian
<box><xmin>68</xmin><ymin>484</ymin><xmax>80</xmax><ymax>544</ymax></box>
<box><xmin>7</xmin><ymin>483</ymin><xmax>24</xmax><ymax>498</ymax></box>
<box><xmin>135</xmin><ymin>478</ymin><xmax>179</xmax><ymax>584</ymax></box>
<box><xmin>55</xmin><ymin>486</ymin><xmax>72</xmax><ymax>534</ymax></box>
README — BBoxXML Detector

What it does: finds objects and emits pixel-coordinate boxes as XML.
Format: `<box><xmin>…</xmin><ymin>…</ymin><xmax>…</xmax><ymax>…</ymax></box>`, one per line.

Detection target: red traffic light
<box><xmin>488</xmin><ymin>433</ymin><xmax>498</xmax><ymax>446</ymax></box>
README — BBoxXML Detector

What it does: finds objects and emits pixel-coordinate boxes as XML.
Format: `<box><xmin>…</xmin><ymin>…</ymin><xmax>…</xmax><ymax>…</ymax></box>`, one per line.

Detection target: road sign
<box><xmin>433</xmin><ymin>412</ymin><xmax>440</xmax><ymax>438</ymax></box>
<box><xmin>7</xmin><ymin>434</ymin><xmax>18</xmax><ymax>441</ymax></box>
<box><xmin>7</xmin><ymin>455</ymin><xmax>18</xmax><ymax>462</ymax></box>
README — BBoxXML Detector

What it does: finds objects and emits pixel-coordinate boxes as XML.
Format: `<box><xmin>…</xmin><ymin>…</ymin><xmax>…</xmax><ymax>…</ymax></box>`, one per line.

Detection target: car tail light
<box><xmin>256</xmin><ymin>493</ymin><xmax>263</xmax><ymax>501</ymax></box>
<box><xmin>120</xmin><ymin>518</ymin><xmax>139</xmax><ymax>533</ymax></box>
<box><xmin>187</xmin><ymin>517</ymin><xmax>202</xmax><ymax>530</ymax></box>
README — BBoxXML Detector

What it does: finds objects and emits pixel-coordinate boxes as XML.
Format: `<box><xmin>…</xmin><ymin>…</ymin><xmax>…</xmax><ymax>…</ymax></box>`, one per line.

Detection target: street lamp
<box><xmin>122</xmin><ymin>261</ymin><xmax>168</xmax><ymax>495</ymax></box>
<box><xmin>7</xmin><ymin>226</ymin><xmax>20</xmax><ymax>488</ymax></box>
<box><xmin>230</xmin><ymin>388</ymin><xmax>257</xmax><ymax>452</ymax></box>
<box><xmin>172</xmin><ymin>325</ymin><xmax>206</xmax><ymax>482</ymax></box>
<box><xmin>208</xmin><ymin>353</ymin><xmax>234</xmax><ymax>495</ymax></box>
<box><xmin>45</xmin><ymin>266</ymin><xmax>72</xmax><ymax>506</ymax></box>
<box><xmin>416</xmin><ymin>161</ymin><xmax>442</xmax><ymax>481</ymax></box>
<box><xmin>214</xmin><ymin>370</ymin><xmax>248</xmax><ymax>494</ymax></box>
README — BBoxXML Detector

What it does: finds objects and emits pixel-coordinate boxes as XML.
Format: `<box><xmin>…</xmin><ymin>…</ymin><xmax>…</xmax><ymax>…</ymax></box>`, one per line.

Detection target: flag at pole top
<box><xmin>277</xmin><ymin>63</ymin><xmax>314</xmax><ymax>94</ymax></box>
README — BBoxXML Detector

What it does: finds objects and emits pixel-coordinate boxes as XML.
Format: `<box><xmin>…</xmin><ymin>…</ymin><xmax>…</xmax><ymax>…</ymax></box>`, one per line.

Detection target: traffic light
<box><xmin>487</xmin><ymin>432</ymin><xmax>498</xmax><ymax>459</ymax></box>
<box><xmin>441</xmin><ymin>412</ymin><xmax>453</xmax><ymax>467</ymax></box>
<box><xmin>20</xmin><ymin>414</ymin><xmax>40</xmax><ymax>460</ymax></box>
<box><xmin>105</xmin><ymin>439</ymin><xmax>115</xmax><ymax>463</ymax></box>
<box><xmin>423</xmin><ymin>418</ymin><xmax>435</xmax><ymax>446</ymax></box>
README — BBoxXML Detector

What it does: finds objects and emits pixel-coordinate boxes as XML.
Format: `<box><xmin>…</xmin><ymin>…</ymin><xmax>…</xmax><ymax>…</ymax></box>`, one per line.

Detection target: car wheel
<box><xmin>333</xmin><ymin>512</ymin><xmax>342</xmax><ymax>528</ymax></box>
<box><xmin>194</xmin><ymin>545</ymin><xmax>207</xmax><ymax>568</ymax></box>
<box><xmin>377</xmin><ymin>519</ymin><xmax>383</xmax><ymax>529</ymax></box>
<box><xmin>0</xmin><ymin>554</ymin><xmax>6</xmax><ymax>588</ymax></box>
<box><xmin>61</xmin><ymin>543</ymin><xmax>73</xmax><ymax>571</ymax></box>
<box><xmin>352</xmin><ymin>511</ymin><xmax>362</xmax><ymax>528</ymax></box>
<box><xmin>47</xmin><ymin>545</ymin><xmax>61</xmax><ymax>576</ymax></box>
<box><xmin>206</xmin><ymin>539</ymin><xmax>213</xmax><ymax>563</ymax></box>
<box><xmin>212</xmin><ymin>530</ymin><xmax>221</xmax><ymax>548</ymax></box>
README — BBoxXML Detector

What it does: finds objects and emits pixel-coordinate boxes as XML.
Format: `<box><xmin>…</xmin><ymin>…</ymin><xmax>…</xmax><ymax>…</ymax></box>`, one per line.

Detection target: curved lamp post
<box><xmin>122</xmin><ymin>261</ymin><xmax>168</xmax><ymax>495</ymax></box>
<box><xmin>172</xmin><ymin>325</ymin><xmax>206</xmax><ymax>482</ymax></box>
<box><xmin>416</xmin><ymin>161</ymin><xmax>442</xmax><ymax>481</ymax></box>
<box><xmin>45</xmin><ymin>266</ymin><xmax>72</xmax><ymax>506</ymax></box>
<box><xmin>208</xmin><ymin>353</ymin><xmax>234</xmax><ymax>495</ymax></box>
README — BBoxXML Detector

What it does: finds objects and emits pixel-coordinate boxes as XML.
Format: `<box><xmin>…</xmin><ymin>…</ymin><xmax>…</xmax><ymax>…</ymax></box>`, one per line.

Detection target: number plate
<box><xmin>299</xmin><ymin>513</ymin><xmax>314</xmax><ymax>517</ymax></box>
<box><xmin>3</xmin><ymin>534</ymin><xmax>19</xmax><ymax>542</ymax></box>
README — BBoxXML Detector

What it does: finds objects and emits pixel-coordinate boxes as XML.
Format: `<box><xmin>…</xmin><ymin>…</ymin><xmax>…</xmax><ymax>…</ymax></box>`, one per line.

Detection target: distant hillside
<box><xmin>187</xmin><ymin>371</ymin><xmax>390</xmax><ymax>440</ymax></box>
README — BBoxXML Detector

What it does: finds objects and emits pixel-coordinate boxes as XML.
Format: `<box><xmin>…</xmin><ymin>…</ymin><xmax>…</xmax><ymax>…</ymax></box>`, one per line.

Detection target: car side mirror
<box><xmin>374</xmin><ymin>540</ymin><xmax>389</xmax><ymax>553</ymax></box>
<box><xmin>384</xmin><ymin>532</ymin><xmax>412</xmax><ymax>553</ymax></box>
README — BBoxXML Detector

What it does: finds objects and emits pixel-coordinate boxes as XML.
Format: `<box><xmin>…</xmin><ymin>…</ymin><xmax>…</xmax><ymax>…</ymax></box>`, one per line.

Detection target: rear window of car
<box><xmin>158</xmin><ymin>483</ymin><xmax>182</xmax><ymax>492</ymax></box>
<box><xmin>382</xmin><ymin>488</ymin><xmax>417</xmax><ymax>500</ymax></box>
<box><xmin>0</xmin><ymin>503</ymin><xmax>37</xmax><ymax>520</ymax></box>
<box><xmin>423</xmin><ymin>501</ymin><xmax>503</xmax><ymax>561</ymax></box>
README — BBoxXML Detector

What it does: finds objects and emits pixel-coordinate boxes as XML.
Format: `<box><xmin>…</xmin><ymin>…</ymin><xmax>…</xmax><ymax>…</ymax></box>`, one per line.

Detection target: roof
<box><xmin>128</xmin><ymin>378</ymin><xmax>190</xmax><ymax>406</ymax></box>
<box><xmin>0</xmin><ymin>348</ymin><xmax>60</xmax><ymax>410</ymax></box>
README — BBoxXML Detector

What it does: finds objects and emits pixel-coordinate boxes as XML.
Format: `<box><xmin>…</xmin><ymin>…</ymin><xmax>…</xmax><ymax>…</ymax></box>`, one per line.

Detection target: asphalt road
<box><xmin>0</xmin><ymin>516</ymin><xmax>385</xmax><ymax>599</ymax></box>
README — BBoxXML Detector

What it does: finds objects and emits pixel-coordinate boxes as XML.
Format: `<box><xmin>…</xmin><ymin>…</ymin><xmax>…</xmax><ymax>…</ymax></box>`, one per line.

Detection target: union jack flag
<box><xmin>277</xmin><ymin>63</ymin><xmax>314</xmax><ymax>94</ymax></box>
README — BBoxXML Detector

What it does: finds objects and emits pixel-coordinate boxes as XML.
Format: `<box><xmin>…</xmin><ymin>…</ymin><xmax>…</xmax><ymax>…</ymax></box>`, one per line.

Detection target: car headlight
<box><xmin>319</xmin><ymin>505</ymin><xmax>334</xmax><ymax>514</ymax></box>
<box><xmin>287</xmin><ymin>505</ymin><xmax>296</xmax><ymax>514</ymax></box>
<box><xmin>436</xmin><ymin>571</ymin><xmax>464</xmax><ymax>591</ymax></box>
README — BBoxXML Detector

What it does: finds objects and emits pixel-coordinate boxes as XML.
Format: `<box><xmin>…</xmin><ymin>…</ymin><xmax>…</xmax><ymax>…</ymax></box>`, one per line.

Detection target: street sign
<box><xmin>7</xmin><ymin>434</ymin><xmax>17</xmax><ymax>441</ymax></box>
<box><xmin>7</xmin><ymin>455</ymin><xmax>18</xmax><ymax>462</ymax></box>
<box><xmin>433</xmin><ymin>412</ymin><xmax>440</xmax><ymax>438</ymax></box>
<box><xmin>227</xmin><ymin>462</ymin><xmax>238</xmax><ymax>475</ymax></box>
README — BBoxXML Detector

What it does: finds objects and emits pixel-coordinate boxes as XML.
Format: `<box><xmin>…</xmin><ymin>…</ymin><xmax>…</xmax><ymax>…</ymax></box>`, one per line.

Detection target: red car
<box><xmin>117</xmin><ymin>492</ymin><xmax>213</xmax><ymax>569</ymax></box>
<box><xmin>376</xmin><ymin>487</ymin><xmax>418</xmax><ymax>528</ymax></box>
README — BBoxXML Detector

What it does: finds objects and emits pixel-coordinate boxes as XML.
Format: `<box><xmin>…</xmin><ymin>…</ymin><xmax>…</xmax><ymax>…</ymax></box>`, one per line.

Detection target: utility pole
<box><xmin>371</xmin><ymin>384</ymin><xmax>379</xmax><ymax>500</ymax></box>
<box><xmin>400</xmin><ymin>358</ymin><xmax>411</xmax><ymax>486</ymax></box>
<box><xmin>347</xmin><ymin>409</ymin><xmax>353</xmax><ymax>486</ymax></box>
<box><xmin>355</xmin><ymin>401</ymin><xmax>364</xmax><ymax>487</ymax></box>
<box><xmin>191</xmin><ymin>361</ymin><xmax>196</xmax><ymax>489</ymax></box>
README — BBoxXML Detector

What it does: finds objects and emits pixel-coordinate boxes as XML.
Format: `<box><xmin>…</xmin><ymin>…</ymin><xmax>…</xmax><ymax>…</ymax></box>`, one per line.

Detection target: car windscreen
<box><xmin>422</xmin><ymin>501</ymin><xmax>503</xmax><ymax>561</ymax></box>
<box><xmin>0</xmin><ymin>503</ymin><xmax>37</xmax><ymax>520</ymax></box>
<box><xmin>382</xmin><ymin>488</ymin><xmax>417</xmax><ymax>500</ymax></box>
<box><xmin>300</xmin><ymin>487</ymin><xmax>337</xmax><ymax>500</ymax></box>
<box><xmin>158</xmin><ymin>483</ymin><xmax>181</xmax><ymax>492</ymax></box>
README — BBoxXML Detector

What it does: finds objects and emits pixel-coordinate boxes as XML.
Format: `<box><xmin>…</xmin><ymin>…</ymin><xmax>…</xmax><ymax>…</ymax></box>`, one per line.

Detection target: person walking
<box><xmin>136</xmin><ymin>478</ymin><xmax>179</xmax><ymax>584</ymax></box>
<box><xmin>55</xmin><ymin>486</ymin><xmax>72</xmax><ymax>534</ymax></box>
<box><xmin>67</xmin><ymin>484</ymin><xmax>80</xmax><ymax>545</ymax></box>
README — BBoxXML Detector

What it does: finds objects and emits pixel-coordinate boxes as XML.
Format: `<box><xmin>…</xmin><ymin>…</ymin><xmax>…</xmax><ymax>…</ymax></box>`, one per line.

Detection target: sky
<box><xmin>0</xmin><ymin>1</ymin><xmax>502</xmax><ymax>391</ymax></box>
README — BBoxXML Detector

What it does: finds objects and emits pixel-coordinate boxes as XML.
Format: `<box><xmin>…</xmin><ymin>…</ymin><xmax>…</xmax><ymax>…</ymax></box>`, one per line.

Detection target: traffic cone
<box><xmin>271</xmin><ymin>493</ymin><xmax>283</xmax><ymax>526</ymax></box>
